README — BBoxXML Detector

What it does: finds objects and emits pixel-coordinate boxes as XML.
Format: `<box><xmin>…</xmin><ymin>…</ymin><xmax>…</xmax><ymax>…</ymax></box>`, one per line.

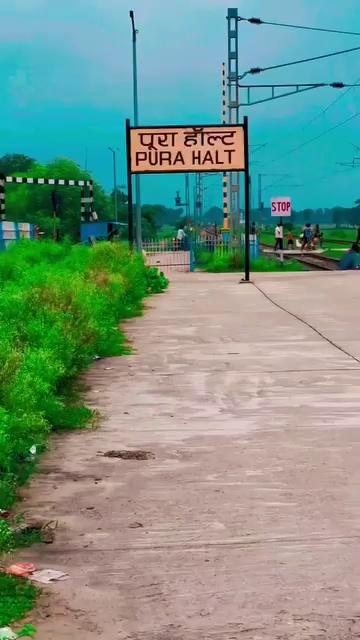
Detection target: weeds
<box><xmin>0</xmin><ymin>240</ymin><xmax>168</xmax><ymax>524</ymax></box>
<box><xmin>0</xmin><ymin>574</ymin><xmax>38</xmax><ymax>627</ymax></box>
<box><xmin>197</xmin><ymin>250</ymin><xmax>305</xmax><ymax>272</ymax></box>
<box><xmin>0</xmin><ymin>240</ymin><xmax>167</xmax><ymax>631</ymax></box>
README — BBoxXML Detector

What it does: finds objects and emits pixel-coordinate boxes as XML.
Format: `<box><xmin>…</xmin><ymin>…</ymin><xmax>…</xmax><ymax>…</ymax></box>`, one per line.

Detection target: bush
<box><xmin>198</xmin><ymin>249</ymin><xmax>305</xmax><ymax>273</ymax></box>
<box><xmin>0</xmin><ymin>241</ymin><xmax>168</xmax><ymax>518</ymax></box>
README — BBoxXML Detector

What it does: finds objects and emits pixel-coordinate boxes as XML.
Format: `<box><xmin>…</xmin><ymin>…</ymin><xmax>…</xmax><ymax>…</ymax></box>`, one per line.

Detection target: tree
<box><xmin>110</xmin><ymin>187</ymin><xmax>128</xmax><ymax>206</ymax></box>
<box><xmin>204</xmin><ymin>207</ymin><xmax>223</xmax><ymax>225</ymax></box>
<box><xmin>0</xmin><ymin>154</ymin><xmax>35</xmax><ymax>175</ymax></box>
<box><xmin>141</xmin><ymin>205</ymin><xmax>161</xmax><ymax>238</ymax></box>
<box><xmin>332</xmin><ymin>207</ymin><xmax>344</xmax><ymax>228</ymax></box>
<box><xmin>302</xmin><ymin>208</ymin><xmax>314</xmax><ymax>224</ymax></box>
<box><xmin>4</xmin><ymin>158</ymin><xmax>112</xmax><ymax>240</ymax></box>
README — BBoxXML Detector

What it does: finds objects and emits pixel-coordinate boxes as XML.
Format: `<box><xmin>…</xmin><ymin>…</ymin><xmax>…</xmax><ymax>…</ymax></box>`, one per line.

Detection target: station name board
<box><xmin>129</xmin><ymin>125</ymin><xmax>245</xmax><ymax>174</ymax></box>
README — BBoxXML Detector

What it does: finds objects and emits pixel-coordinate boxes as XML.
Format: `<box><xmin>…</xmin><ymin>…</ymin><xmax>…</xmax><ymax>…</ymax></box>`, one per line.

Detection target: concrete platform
<box><xmin>19</xmin><ymin>271</ymin><xmax>360</xmax><ymax>639</ymax></box>
<box><xmin>262</xmin><ymin>248</ymin><xmax>325</xmax><ymax>255</ymax></box>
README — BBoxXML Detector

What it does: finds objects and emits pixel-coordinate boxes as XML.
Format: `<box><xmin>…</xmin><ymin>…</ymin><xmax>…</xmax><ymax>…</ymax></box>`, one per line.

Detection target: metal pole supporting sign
<box><xmin>243</xmin><ymin>115</ymin><xmax>251</xmax><ymax>282</ymax></box>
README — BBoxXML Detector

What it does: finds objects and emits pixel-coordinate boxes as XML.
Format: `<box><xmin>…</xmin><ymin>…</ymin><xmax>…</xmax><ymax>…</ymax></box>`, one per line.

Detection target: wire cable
<box><xmin>239</xmin><ymin>16</ymin><xmax>360</xmax><ymax>37</ymax></box>
<box><xmin>252</xmin><ymin>282</ymin><xmax>360</xmax><ymax>365</ymax></box>
<box><xmin>262</xmin><ymin>110</ymin><xmax>360</xmax><ymax>168</ymax></box>
<box><xmin>240</xmin><ymin>46</ymin><xmax>360</xmax><ymax>79</ymax></box>
<box><xmin>301</xmin><ymin>76</ymin><xmax>360</xmax><ymax>131</ymax></box>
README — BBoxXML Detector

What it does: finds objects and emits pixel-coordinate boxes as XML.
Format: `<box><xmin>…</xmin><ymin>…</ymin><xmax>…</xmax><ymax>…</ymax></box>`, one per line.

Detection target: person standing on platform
<box><xmin>177</xmin><ymin>226</ymin><xmax>186</xmax><ymax>250</ymax></box>
<box><xmin>286</xmin><ymin>230</ymin><xmax>294</xmax><ymax>250</ymax></box>
<box><xmin>314</xmin><ymin>224</ymin><xmax>323</xmax><ymax>248</ymax></box>
<box><xmin>274</xmin><ymin>222</ymin><xmax>283</xmax><ymax>251</ymax></box>
<box><xmin>302</xmin><ymin>223</ymin><xmax>313</xmax><ymax>250</ymax></box>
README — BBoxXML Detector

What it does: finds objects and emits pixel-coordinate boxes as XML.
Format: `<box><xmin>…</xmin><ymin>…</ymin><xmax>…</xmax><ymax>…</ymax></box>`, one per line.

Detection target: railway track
<box><xmin>260</xmin><ymin>243</ymin><xmax>339</xmax><ymax>271</ymax></box>
<box><xmin>295</xmin><ymin>253</ymin><xmax>339</xmax><ymax>271</ymax></box>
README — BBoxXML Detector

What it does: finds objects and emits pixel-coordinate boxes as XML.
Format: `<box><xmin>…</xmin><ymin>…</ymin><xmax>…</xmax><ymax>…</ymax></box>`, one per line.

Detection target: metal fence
<box><xmin>142</xmin><ymin>235</ymin><xmax>259</xmax><ymax>273</ymax></box>
<box><xmin>142</xmin><ymin>239</ymin><xmax>193</xmax><ymax>273</ymax></box>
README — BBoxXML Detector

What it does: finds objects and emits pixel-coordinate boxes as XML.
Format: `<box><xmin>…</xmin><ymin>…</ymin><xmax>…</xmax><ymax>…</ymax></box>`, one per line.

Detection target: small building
<box><xmin>80</xmin><ymin>221</ymin><xmax>126</xmax><ymax>244</ymax></box>
<box><xmin>0</xmin><ymin>221</ymin><xmax>36</xmax><ymax>249</ymax></box>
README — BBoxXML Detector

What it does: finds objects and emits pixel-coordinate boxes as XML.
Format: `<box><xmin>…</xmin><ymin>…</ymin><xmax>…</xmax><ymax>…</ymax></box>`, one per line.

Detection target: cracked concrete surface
<box><xmin>18</xmin><ymin>271</ymin><xmax>360</xmax><ymax>639</ymax></box>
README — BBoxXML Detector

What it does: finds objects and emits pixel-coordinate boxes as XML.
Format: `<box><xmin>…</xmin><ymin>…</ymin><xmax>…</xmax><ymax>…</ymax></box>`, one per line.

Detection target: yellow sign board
<box><xmin>129</xmin><ymin>125</ymin><xmax>245</xmax><ymax>174</ymax></box>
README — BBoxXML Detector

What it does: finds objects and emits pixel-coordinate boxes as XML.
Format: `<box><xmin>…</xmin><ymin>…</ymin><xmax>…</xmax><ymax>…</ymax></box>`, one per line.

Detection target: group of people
<box><xmin>274</xmin><ymin>223</ymin><xmax>323</xmax><ymax>251</ymax></box>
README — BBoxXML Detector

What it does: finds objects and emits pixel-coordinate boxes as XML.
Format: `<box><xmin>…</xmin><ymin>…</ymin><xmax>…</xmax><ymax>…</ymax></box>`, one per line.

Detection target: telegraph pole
<box><xmin>130</xmin><ymin>10</ymin><xmax>142</xmax><ymax>249</ymax></box>
<box><xmin>258</xmin><ymin>174</ymin><xmax>262</xmax><ymax>210</ymax></box>
<box><xmin>185</xmin><ymin>174</ymin><xmax>190</xmax><ymax>222</ymax></box>
<box><xmin>227</xmin><ymin>8</ymin><xmax>241</xmax><ymax>230</ymax></box>
<box><xmin>108</xmin><ymin>147</ymin><xmax>118</xmax><ymax>222</ymax></box>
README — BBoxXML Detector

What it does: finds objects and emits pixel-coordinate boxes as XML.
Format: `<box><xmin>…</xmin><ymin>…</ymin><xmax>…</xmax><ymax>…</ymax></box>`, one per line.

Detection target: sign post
<box><xmin>126</xmin><ymin>121</ymin><xmax>250</xmax><ymax>278</ymax></box>
<box><xmin>271</xmin><ymin>197</ymin><xmax>292</xmax><ymax>217</ymax></box>
<box><xmin>243</xmin><ymin>116</ymin><xmax>250</xmax><ymax>282</ymax></box>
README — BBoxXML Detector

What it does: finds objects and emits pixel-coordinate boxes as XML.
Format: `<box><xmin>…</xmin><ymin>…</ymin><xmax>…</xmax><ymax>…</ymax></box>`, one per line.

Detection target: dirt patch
<box><xmin>103</xmin><ymin>450</ymin><xmax>155</xmax><ymax>460</ymax></box>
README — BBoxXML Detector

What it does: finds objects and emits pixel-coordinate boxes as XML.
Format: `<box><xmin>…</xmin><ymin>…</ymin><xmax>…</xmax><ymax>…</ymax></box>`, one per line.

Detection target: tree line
<box><xmin>0</xmin><ymin>154</ymin><xmax>184</xmax><ymax>240</ymax></box>
<box><xmin>254</xmin><ymin>205</ymin><xmax>360</xmax><ymax>228</ymax></box>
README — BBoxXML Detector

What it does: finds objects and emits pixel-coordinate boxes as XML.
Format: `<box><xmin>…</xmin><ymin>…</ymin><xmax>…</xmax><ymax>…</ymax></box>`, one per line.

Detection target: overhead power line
<box><xmin>263</xmin><ymin>110</ymin><xmax>360</xmax><ymax>168</ymax></box>
<box><xmin>301</xmin><ymin>76</ymin><xmax>360</xmax><ymax>131</ymax></box>
<box><xmin>295</xmin><ymin>165</ymin><xmax>359</xmax><ymax>190</ymax></box>
<box><xmin>238</xmin><ymin>16</ymin><xmax>360</xmax><ymax>37</ymax></box>
<box><xmin>239</xmin><ymin>46</ymin><xmax>360</xmax><ymax>79</ymax></box>
<box><xmin>238</xmin><ymin>82</ymin><xmax>360</xmax><ymax>107</ymax></box>
<box><xmin>240</xmin><ymin>83</ymin><xmax>360</xmax><ymax>88</ymax></box>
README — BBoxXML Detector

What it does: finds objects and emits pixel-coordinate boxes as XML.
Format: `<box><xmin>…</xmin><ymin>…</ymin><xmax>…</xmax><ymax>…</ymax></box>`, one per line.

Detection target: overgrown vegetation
<box><xmin>0</xmin><ymin>574</ymin><xmax>38</xmax><ymax>629</ymax></box>
<box><xmin>197</xmin><ymin>250</ymin><xmax>305</xmax><ymax>272</ymax></box>
<box><xmin>0</xmin><ymin>240</ymin><xmax>167</xmax><ymax>630</ymax></box>
<box><xmin>0</xmin><ymin>240</ymin><xmax>168</xmax><ymax>528</ymax></box>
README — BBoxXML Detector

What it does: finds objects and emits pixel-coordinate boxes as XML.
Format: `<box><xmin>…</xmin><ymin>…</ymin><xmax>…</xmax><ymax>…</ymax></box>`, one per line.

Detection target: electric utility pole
<box><xmin>108</xmin><ymin>147</ymin><xmax>118</xmax><ymax>222</ymax></box>
<box><xmin>130</xmin><ymin>10</ymin><xmax>142</xmax><ymax>249</ymax></box>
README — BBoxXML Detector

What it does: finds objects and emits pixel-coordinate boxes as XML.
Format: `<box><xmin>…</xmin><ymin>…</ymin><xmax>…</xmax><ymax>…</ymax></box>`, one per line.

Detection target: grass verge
<box><xmin>0</xmin><ymin>240</ymin><xmax>168</xmax><ymax>628</ymax></box>
<box><xmin>0</xmin><ymin>574</ymin><xmax>38</xmax><ymax>629</ymax></box>
<box><xmin>197</xmin><ymin>250</ymin><xmax>305</xmax><ymax>272</ymax></box>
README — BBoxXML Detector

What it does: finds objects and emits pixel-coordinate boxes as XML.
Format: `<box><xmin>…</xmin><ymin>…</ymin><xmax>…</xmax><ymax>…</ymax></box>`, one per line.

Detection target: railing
<box><xmin>142</xmin><ymin>235</ymin><xmax>259</xmax><ymax>272</ymax></box>
<box><xmin>142</xmin><ymin>239</ymin><xmax>192</xmax><ymax>273</ymax></box>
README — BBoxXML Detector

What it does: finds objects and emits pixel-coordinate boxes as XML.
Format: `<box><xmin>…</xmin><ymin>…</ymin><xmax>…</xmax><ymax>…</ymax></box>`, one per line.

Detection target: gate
<box><xmin>143</xmin><ymin>235</ymin><xmax>259</xmax><ymax>274</ymax></box>
<box><xmin>142</xmin><ymin>240</ymin><xmax>194</xmax><ymax>273</ymax></box>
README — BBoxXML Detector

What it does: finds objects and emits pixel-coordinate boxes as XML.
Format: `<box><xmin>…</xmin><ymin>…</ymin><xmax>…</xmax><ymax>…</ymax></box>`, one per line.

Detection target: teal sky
<box><xmin>1</xmin><ymin>0</ymin><xmax>360</xmax><ymax>212</ymax></box>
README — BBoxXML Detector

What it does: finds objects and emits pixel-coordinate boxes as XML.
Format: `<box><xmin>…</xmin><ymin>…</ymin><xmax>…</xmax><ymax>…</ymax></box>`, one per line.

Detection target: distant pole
<box><xmin>227</xmin><ymin>8</ymin><xmax>240</xmax><ymax>232</ymax></box>
<box><xmin>126</xmin><ymin>119</ymin><xmax>134</xmax><ymax>246</ymax></box>
<box><xmin>258</xmin><ymin>173</ymin><xmax>262</xmax><ymax>210</ymax></box>
<box><xmin>185</xmin><ymin>174</ymin><xmax>190</xmax><ymax>223</ymax></box>
<box><xmin>221</xmin><ymin>62</ymin><xmax>229</xmax><ymax>230</ymax></box>
<box><xmin>130</xmin><ymin>10</ymin><xmax>142</xmax><ymax>249</ymax></box>
<box><xmin>108</xmin><ymin>147</ymin><xmax>118</xmax><ymax>222</ymax></box>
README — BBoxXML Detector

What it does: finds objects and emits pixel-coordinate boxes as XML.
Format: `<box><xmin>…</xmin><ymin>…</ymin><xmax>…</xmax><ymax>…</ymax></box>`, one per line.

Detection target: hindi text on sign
<box><xmin>130</xmin><ymin>126</ymin><xmax>245</xmax><ymax>174</ymax></box>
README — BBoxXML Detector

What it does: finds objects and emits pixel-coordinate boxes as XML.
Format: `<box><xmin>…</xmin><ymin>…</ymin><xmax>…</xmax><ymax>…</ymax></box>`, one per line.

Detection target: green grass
<box><xmin>259</xmin><ymin>228</ymin><xmax>355</xmax><ymax>263</ymax></box>
<box><xmin>0</xmin><ymin>574</ymin><xmax>38</xmax><ymax>628</ymax></box>
<box><xmin>323</xmin><ymin>228</ymin><xmax>356</xmax><ymax>241</ymax></box>
<box><xmin>251</xmin><ymin>256</ymin><xmax>305</xmax><ymax>272</ymax></box>
<box><xmin>197</xmin><ymin>250</ymin><xmax>305</xmax><ymax>272</ymax></box>
<box><xmin>0</xmin><ymin>241</ymin><xmax>167</xmax><ymax>514</ymax></box>
<box><xmin>0</xmin><ymin>240</ymin><xmax>168</xmax><ymax>629</ymax></box>
<box><xmin>260</xmin><ymin>227</ymin><xmax>357</xmax><ymax>249</ymax></box>
<box><xmin>323</xmin><ymin>248</ymin><xmax>346</xmax><ymax>260</ymax></box>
